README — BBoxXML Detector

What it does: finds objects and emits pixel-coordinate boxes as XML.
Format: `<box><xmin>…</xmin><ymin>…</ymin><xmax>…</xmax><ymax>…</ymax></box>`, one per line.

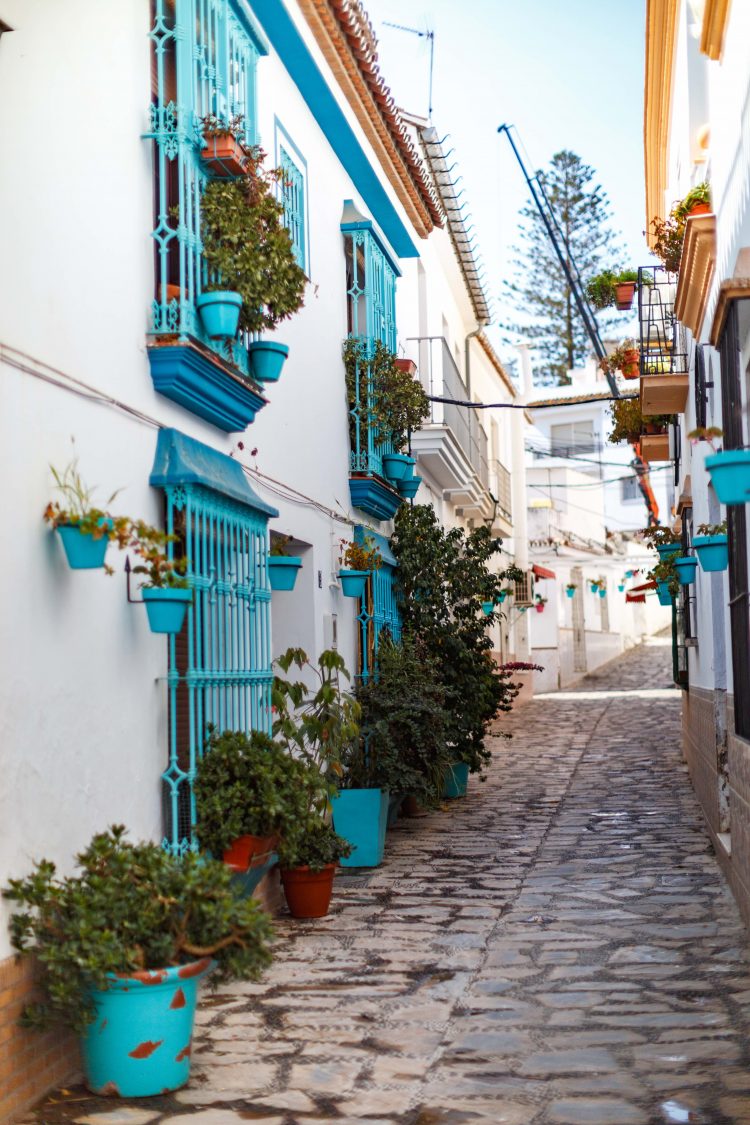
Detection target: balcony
<box><xmin>346</xmin><ymin>337</ymin><xmax>403</xmax><ymax>521</ymax></box>
<box><xmin>638</xmin><ymin>266</ymin><xmax>689</xmax><ymax>416</ymax></box>
<box><xmin>491</xmin><ymin>459</ymin><xmax>513</xmax><ymax>532</ymax></box>
<box><xmin>407</xmin><ymin>336</ymin><xmax>495</xmax><ymax>520</ymax></box>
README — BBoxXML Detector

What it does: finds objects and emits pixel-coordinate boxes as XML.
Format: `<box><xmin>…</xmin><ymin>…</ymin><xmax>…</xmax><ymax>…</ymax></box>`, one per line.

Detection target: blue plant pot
<box><xmin>497</xmin><ymin>592</ymin><xmax>507</xmax><ymax>603</ymax></box>
<box><xmin>398</xmin><ymin>474</ymin><xmax>422</xmax><ymax>500</ymax></box>
<box><xmin>80</xmin><ymin>959</ymin><xmax>213</xmax><ymax>1096</ymax></box>
<box><xmin>268</xmin><ymin>555</ymin><xmax>302</xmax><ymax>591</ymax></box>
<box><xmin>196</xmin><ymin>291</ymin><xmax>242</xmax><ymax>339</ymax></box>
<box><xmin>656</xmin><ymin>580</ymin><xmax>673</xmax><ymax>606</ymax></box>
<box><xmin>333</xmin><ymin>788</ymin><xmax>389</xmax><ymax>867</ymax></box>
<box><xmin>655</xmin><ymin>543</ymin><xmax>680</xmax><ymax>560</ymax></box>
<box><xmin>598</xmin><ymin>588</ymin><xmax>606</xmax><ymax>598</ymax></box>
<box><xmin>339</xmin><ymin>569</ymin><xmax>368</xmax><ymax>598</ymax></box>
<box><xmin>625</xmin><ymin>570</ymin><xmax>633</xmax><ymax>578</ymax></box>
<box><xmin>381</xmin><ymin>453</ymin><xmax>414</xmax><ymax>483</ymax></box>
<box><xmin>692</xmin><ymin>534</ymin><xmax>729</xmax><ymax>572</ymax></box>
<box><xmin>443</xmin><ymin>761</ymin><xmax>469</xmax><ymax>799</ymax></box>
<box><xmin>674</xmin><ymin>556</ymin><xmax>698</xmax><ymax>586</ymax></box>
<box><xmin>248</xmin><ymin>340</ymin><xmax>289</xmax><ymax>383</ymax></box>
<box><xmin>566</xmin><ymin>588</ymin><xmax>575</xmax><ymax>598</ymax></box>
<box><xmin>142</xmin><ymin>587</ymin><xmax>192</xmax><ymax>634</ymax></box>
<box><xmin>618</xmin><ymin>584</ymin><xmax>625</xmax><ymax>592</ymax></box>
<box><xmin>706</xmin><ymin>450</ymin><xmax>750</xmax><ymax>505</ymax></box>
<box><xmin>481</xmin><ymin>600</ymin><xmax>494</xmax><ymax>616</ymax></box>
<box><xmin>57</xmin><ymin>521</ymin><xmax>112</xmax><ymax>570</ymax></box>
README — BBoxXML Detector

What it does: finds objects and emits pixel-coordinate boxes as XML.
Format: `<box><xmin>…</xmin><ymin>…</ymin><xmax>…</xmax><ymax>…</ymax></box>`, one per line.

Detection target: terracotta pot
<box><xmin>222</xmin><ymin>833</ymin><xmax>278</xmax><ymax>870</ymax></box>
<box><xmin>201</xmin><ymin>133</ymin><xmax>250</xmax><ymax>178</ymax></box>
<box><xmin>619</xmin><ymin>350</ymin><xmax>640</xmax><ymax>380</ymax></box>
<box><xmin>164</xmin><ymin>283</ymin><xmax>185</xmax><ymax>303</ymax></box>
<box><xmin>642</xmin><ymin>422</ymin><xmax>667</xmax><ymax>436</ymax></box>
<box><xmin>687</xmin><ymin>202</ymin><xmax>711</xmax><ymax>217</ymax></box>
<box><xmin>393</xmin><ymin>358</ymin><xmax>418</xmax><ymax>377</ymax></box>
<box><xmin>401</xmin><ymin>795</ymin><xmax>425</xmax><ymax>817</ymax></box>
<box><xmin>281</xmin><ymin>864</ymin><xmax>336</xmax><ymax>918</ymax></box>
<box><xmin>614</xmin><ymin>282</ymin><xmax>636</xmax><ymax>311</ymax></box>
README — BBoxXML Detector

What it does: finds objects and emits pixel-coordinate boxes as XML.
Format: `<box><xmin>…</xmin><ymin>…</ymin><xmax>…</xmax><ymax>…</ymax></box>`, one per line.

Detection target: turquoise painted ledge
<box><xmin>148</xmin><ymin>342</ymin><xmax>266</xmax><ymax>433</ymax></box>
<box><xmin>349</xmin><ymin>475</ymin><xmax>402</xmax><ymax>521</ymax></box>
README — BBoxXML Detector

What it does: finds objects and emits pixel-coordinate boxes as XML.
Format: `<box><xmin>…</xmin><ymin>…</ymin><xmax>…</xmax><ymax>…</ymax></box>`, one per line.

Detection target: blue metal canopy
<box><xmin>150</xmin><ymin>428</ymin><xmax>279</xmax><ymax>518</ymax></box>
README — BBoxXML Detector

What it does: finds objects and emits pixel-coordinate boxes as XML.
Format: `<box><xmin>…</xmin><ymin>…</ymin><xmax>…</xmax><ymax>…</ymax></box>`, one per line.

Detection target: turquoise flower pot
<box><xmin>333</xmin><ymin>788</ymin><xmax>389</xmax><ymax>867</ymax></box>
<box><xmin>268</xmin><ymin>555</ymin><xmax>302</xmax><ymax>591</ymax></box>
<box><xmin>706</xmin><ymin>450</ymin><xmax>750</xmax><ymax>504</ymax></box>
<box><xmin>398</xmin><ymin>474</ymin><xmax>422</xmax><ymax>500</ymax></box>
<box><xmin>674</xmin><ymin>556</ymin><xmax>698</xmax><ymax>586</ymax></box>
<box><xmin>693</xmin><ymin>534</ymin><xmax>728</xmax><ymax>572</ymax></box>
<box><xmin>656</xmin><ymin>580</ymin><xmax>672</xmax><ymax>606</ymax></box>
<box><xmin>565</xmin><ymin>588</ymin><xmax>575</xmax><ymax>598</ymax></box>
<box><xmin>57</xmin><ymin>521</ymin><xmax>111</xmax><ymax>570</ymax></box>
<box><xmin>443</xmin><ymin>761</ymin><xmax>469</xmax><ymax>799</ymax></box>
<box><xmin>248</xmin><ymin>340</ymin><xmax>290</xmax><ymax>383</ymax></box>
<box><xmin>625</xmin><ymin>570</ymin><xmax>633</xmax><ymax>578</ymax></box>
<box><xmin>497</xmin><ymin>591</ymin><xmax>507</xmax><ymax>603</ymax></box>
<box><xmin>618</xmin><ymin>584</ymin><xmax>625</xmax><ymax>592</ymax></box>
<box><xmin>598</xmin><ymin>588</ymin><xmax>606</xmax><ymax>598</ymax></box>
<box><xmin>80</xmin><ymin>958</ymin><xmax>213</xmax><ymax>1096</ymax></box>
<box><xmin>655</xmin><ymin>543</ymin><xmax>680</xmax><ymax>560</ymax></box>
<box><xmin>339</xmin><ymin>569</ymin><xmax>368</xmax><ymax>597</ymax></box>
<box><xmin>481</xmin><ymin>600</ymin><xmax>494</xmax><ymax>616</ymax></box>
<box><xmin>142</xmin><ymin>587</ymin><xmax>192</xmax><ymax>634</ymax></box>
<box><xmin>381</xmin><ymin>453</ymin><xmax>415</xmax><ymax>483</ymax></box>
<box><xmin>196</xmin><ymin>291</ymin><xmax>242</xmax><ymax>339</ymax></box>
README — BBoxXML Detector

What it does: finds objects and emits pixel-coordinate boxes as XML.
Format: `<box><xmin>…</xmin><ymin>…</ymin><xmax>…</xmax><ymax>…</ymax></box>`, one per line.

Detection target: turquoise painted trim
<box><xmin>354</xmin><ymin>526</ymin><xmax>397</xmax><ymax>568</ymax></box>
<box><xmin>341</xmin><ymin>215</ymin><xmax>402</xmax><ymax>279</ymax></box>
<box><xmin>247</xmin><ymin>0</ymin><xmax>418</xmax><ymax>259</ymax></box>
<box><xmin>275</xmin><ymin>117</ymin><xmax>310</xmax><ymax>273</ymax></box>
<box><xmin>231</xmin><ymin>0</ymin><xmax>270</xmax><ymax>55</ymax></box>
<box><xmin>348</xmin><ymin>476</ymin><xmax>402</xmax><ymax>521</ymax></box>
<box><xmin>150</xmin><ymin>428</ymin><xmax>279</xmax><ymax>517</ymax></box>
<box><xmin>147</xmin><ymin>344</ymin><xmax>267</xmax><ymax>434</ymax></box>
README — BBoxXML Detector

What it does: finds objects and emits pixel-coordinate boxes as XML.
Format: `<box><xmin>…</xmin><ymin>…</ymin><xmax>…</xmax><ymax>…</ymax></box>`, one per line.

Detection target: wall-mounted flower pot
<box><xmin>223</xmin><ymin>833</ymin><xmax>278</xmax><ymax>871</ymax></box>
<box><xmin>80</xmin><ymin>958</ymin><xmax>213</xmax><ymax>1096</ymax></box>
<box><xmin>443</xmin><ymin>761</ymin><xmax>469</xmax><ymax>799</ymax></box>
<box><xmin>142</xmin><ymin>587</ymin><xmax>192</xmax><ymax>635</ymax></box>
<box><xmin>692</xmin><ymin>534</ymin><xmax>728</xmax><ymax>572</ymax></box>
<box><xmin>655</xmin><ymin>542</ymin><xmax>680</xmax><ymax>560</ymax></box>
<box><xmin>381</xmin><ymin>453</ymin><xmax>415</xmax><ymax>484</ymax></box>
<box><xmin>497</xmin><ymin>591</ymin><xmax>508</xmax><ymax>603</ymax></box>
<box><xmin>248</xmin><ymin>340</ymin><xmax>290</xmax><ymax>383</ymax></box>
<box><xmin>688</xmin><ymin>202</ymin><xmax>711</xmax><ymax>217</ymax></box>
<box><xmin>201</xmin><ymin>133</ymin><xmax>250</xmax><ymax>177</ymax></box>
<box><xmin>281</xmin><ymin>864</ymin><xmax>336</xmax><ymax>919</ymax></box>
<box><xmin>196</xmin><ymin>291</ymin><xmax>242</xmax><ymax>339</ymax></box>
<box><xmin>398</xmin><ymin>474</ymin><xmax>422</xmax><ymax>500</ymax></box>
<box><xmin>674</xmin><ymin>556</ymin><xmax>698</xmax><ymax>586</ymax></box>
<box><xmin>614</xmin><ymin>282</ymin><xmax>636</xmax><ymax>311</ymax></box>
<box><xmin>393</xmin><ymin>358</ymin><xmax>418</xmax><ymax>377</ymax></box>
<box><xmin>339</xmin><ymin>569</ymin><xmax>368</xmax><ymax>598</ymax></box>
<box><xmin>57</xmin><ymin>521</ymin><xmax>112</xmax><ymax>570</ymax></box>
<box><xmin>268</xmin><ymin>555</ymin><xmax>302</xmax><ymax>591</ymax></box>
<box><xmin>535</xmin><ymin>602</ymin><xmax>545</xmax><ymax>612</ymax></box>
<box><xmin>618</xmin><ymin>583</ymin><xmax>625</xmax><ymax>592</ymax></box>
<box><xmin>619</xmin><ymin>350</ymin><xmax>640</xmax><ymax>379</ymax></box>
<box><xmin>656</xmin><ymin>581</ymin><xmax>673</xmax><ymax>606</ymax></box>
<box><xmin>566</xmin><ymin>588</ymin><xmax>575</xmax><ymax>598</ymax></box>
<box><xmin>598</xmin><ymin>589</ymin><xmax>607</xmax><ymax>598</ymax></box>
<box><xmin>333</xmin><ymin>788</ymin><xmax>389</xmax><ymax>867</ymax></box>
<box><xmin>705</xmin><ymin>450</ymin><xmax>750</xmax><ymax>505</ymax></box>
<box><xmin>481</xmin><ymin>600</ymin><xmax>494</xmax><ymax>616</ymax></box>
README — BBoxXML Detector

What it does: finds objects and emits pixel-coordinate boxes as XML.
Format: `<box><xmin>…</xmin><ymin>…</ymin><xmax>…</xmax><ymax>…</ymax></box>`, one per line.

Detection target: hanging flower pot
<box><xmin>566</xmin><ymin>587</ymin><xmax>575</xmax><ymax>598</ymax></box>
<box><xmin>614</xmin><ymin>282</ymin><xmax>636</xmax><ymax>311</ymax></box>
<box><xmin>339</xmin><ymin>569</ymin><xmax>368</xmax><ymax>598</ymax></box>
<box><xmin>223</xmin><ymin>834</ymin><xmax>278</xmax><ymax>871</ymax></box>
<box><xmin>443</xmin><ymin>761</ymin><xmax>469</xmax><ymax>799</ymax></box>
<box><xmin>248</xmin><ymin>340</ymin><xmax>290</xmax><ymax>383</ymax></box>
<box><xmin>674</xmin><ymin>556</ymin><xmax>698</xmax><ymax>586</ymax></box>
<box><xmin>398</xmin><ymin>474</ymin><xmax>422</xmax><ymax>500</ymax></box>
<box><xmin>535</xmin><ymin>602</ymin><xmax>545</xmax><ymax>612</ymax></box>
<box><xmin>705</xmin><ymin>450</ymin><xmax>750</xmax><ymax>504</ymax></box>
<box><xmin>656</xmin><ymin>581</ymin><xmax>673</xmax><ymax>606</ymax></box>
<box><xmin>81</xmin><ymin>959</ymin><xmax>213</xmax><ymax>1097</ymax></box>
<box><xmin>201</xmin><ymin>132</ymin><xmax>250</xmax><ymax>178</ymax></box>
<box><xmin>268</xmin><ymin>555</ymin><xmax>302</xmax><ymax>591</ymax></box>
<box><xmin>196</xmin><ymin>291</ymin><xmax>242</xmax><ymax>339</ymax></box>
<box><xmin>381</xmin><ymin>453</ymin><xmax>415</xmax><ymax>484</ymax></box>
<box><xmin>497</xmin><ymin>591</ymin><xmax>508</xmax><ymax>603</ymax></box>
<box><xmin>481</xmin><ymin>600</ymin><xmax>494</xmax><ymax>616</ymax></box>
<box><xmin>280</xmin><ymin>865</ymin><xmax>336</xmax><ymax>919</ymax></box>
<box><xmin>692</xmin><ymin>534</ymin><xmax>729</xmax><ymax>572</ymax></box>
<box><xmin>618</xmin><ymin>583</ymin><xmax>625</xmax><ymax>592</ymax></box>
<box><xmin>56</xmin><ymin>520</ymin><xmax>113</xmax><ymax>570</ymax></box>
<box><xmin>655</xmin><ymin>542</ymin><xmax>681</xmax><ymax>561</ymax></box>
<box><xmin>598</xmin><ymin>588</ymin><xmax>606</xmax><ymax>598</ymax></box>
<box><xmin>142</xmin><ymin>587</ymin><xmax>192</xmax><ymax>635</ymax></box>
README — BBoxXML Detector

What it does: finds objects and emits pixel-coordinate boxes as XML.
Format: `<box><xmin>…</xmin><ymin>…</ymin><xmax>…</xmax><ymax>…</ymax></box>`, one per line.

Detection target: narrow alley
<box><xmin>25</xmin><ymin>638</ymin><xmax>750</xmax><ymax>1125</ymax></box>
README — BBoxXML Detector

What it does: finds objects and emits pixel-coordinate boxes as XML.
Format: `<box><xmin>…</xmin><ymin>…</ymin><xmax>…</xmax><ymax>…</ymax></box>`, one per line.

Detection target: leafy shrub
<box><xmin>278</xmin><ymin>819</ymin><xmax>352</xmax><ymax>872</ymax></box>
<box><xmin>342</xmin><ymin>337</ymin><xmax>430</xmax><ymax>453</ymax></box>
<box><xmin>3</xmin><ymin>826</ymin><xmax>273</xmax><ymax>1033</ymax></box>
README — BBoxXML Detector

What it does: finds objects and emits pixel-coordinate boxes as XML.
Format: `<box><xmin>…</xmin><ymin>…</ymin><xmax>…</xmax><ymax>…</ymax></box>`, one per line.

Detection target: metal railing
<box><xmin>492</xmin><ymin>459</ymin><xmax>512</xmax><ymax>521</ymax></box>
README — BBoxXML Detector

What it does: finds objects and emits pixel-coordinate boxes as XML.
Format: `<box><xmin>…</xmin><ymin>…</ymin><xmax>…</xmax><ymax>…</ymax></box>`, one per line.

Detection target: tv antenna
<box><xmin>382</xmin><ymin>21</ymin><xmax>435</xmax><ymax>121</ymax></box>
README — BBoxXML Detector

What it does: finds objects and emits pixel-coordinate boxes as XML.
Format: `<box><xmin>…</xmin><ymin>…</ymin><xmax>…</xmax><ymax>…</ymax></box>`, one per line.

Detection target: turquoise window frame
<box><xmin>280</xmin><ymin>147</ymin><xmax>305</xmax><ymax>269</ymax></box>
<box><xmin>355</xmin><ymin>528</ymin><xmax>402</xmax><ymax>681</ymax></box>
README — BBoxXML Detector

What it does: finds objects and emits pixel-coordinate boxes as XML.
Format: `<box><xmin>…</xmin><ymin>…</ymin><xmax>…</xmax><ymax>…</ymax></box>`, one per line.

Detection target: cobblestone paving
<box><xmin>24</xmin><ymin>638</ymin><xmax>750</xmax><ymax>1125</ymax></box>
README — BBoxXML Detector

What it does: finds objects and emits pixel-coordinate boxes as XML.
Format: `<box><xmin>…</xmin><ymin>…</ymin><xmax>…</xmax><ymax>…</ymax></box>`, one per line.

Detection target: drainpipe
<box><xmin>463</xmin><ymin>324</ymin><xmax>486</xmax><ymax>397</ymax></box>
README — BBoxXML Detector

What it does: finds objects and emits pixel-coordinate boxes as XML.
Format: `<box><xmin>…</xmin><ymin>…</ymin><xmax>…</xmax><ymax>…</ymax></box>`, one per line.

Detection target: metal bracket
<box><xmin>124</xmin><ymin>555</ymin><xmax>145</xmax><ymax>605</ymax></box>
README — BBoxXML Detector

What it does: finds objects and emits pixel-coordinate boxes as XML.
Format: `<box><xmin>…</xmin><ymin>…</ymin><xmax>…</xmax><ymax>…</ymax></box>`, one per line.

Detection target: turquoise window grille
<box><xmin>280</xmin><ymin>147</ymin><xmax>305</xmax><ymax>270</ymax></box>
<box><xmin>151</xmin><ymin>429</ymin><xmax>277</xmax><ymax>857</ymax></box>
<box><xmin>355</xmin><ymin>529</ymin><xmax>402</xmax><ymax>681</ymax></box>
<box><xmin>147</xmin><ymin>0</ymin><xmax>266</xmax><ymax>378</ymax></box>
<box><xmin>343</xmin><ymin>214</ymin><xmax>400</xmax><ymax>478</ymax></box>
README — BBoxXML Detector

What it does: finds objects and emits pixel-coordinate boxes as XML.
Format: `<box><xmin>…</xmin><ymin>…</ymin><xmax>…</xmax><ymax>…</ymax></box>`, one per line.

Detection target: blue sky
<box><xmin>364</xmin><ymin>0</ymin><xmax>650</xmax><ymax>352</ymax></box>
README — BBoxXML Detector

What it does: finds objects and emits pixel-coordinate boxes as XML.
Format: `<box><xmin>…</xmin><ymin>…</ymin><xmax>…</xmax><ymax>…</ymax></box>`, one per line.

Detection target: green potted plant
<box><xmin>649</xmin><ymin>554</ymin><xmax>680</xmax><ymax>604</ymax></box>
<box><xmin>600</xmin><ymin>340</ymin><xmax>640</xmax><ymax>380</ymax></box>
<box><xmin>43</xmin><ymin>459</ymin><xmax>128</xmax><ymax>572</ymax></box>
<box><xmin>267</xmin><ymin>534</ymin><xmax>302</xmax><ymax>592</ymax></box>
<box><xmin>3</xmin><ymin>826</ymin><xmax>272</xmax><ymax>1097</ymax></box>
<box><xmin>338</xmin><ymin>535</ymin><xmax>381</xmax><ymax>598</ymax></box>
<box><xmin>194</xmin><ymin>729</ymin><xmax>317</xmax><ymax>871</ymax></box>
<box><xmin>586</xmin><ymin>269</ymin><xmax>618</xmax><ymax>309</ymax></box>
<box><xmin>200</xmin><ymin>149</ymin><xmax>307</xmax><ymax>376</ymax></box>
<box><xmin>565</xmin><ymin>582</ymin><xmax>577</xmax><ymax>598</ymax></box>
<box><xmin>612</xmin><ymin>269</ymin><xmax>640</xmax><ymax>311</ymax></box>
<box><xmin>649</xmin><ymin>215</ymin><xmax>684</xmax><ymax>273</ymax></box>
<box><xmin>693</xmin><ymin>520</ymin><xmax>728</xmax><ymax>572</ymax></box>
<box><xmin>534</xmin><ymin>594</ymin><xmax>548</xmax><ymax>613</ymax></box>
<box><xmin>278</xmin><ymin>817</ymin><xmax>352</xmax><ymax>919</ymax></box>
<box><xmin>673</xmin><ymin>181</ymin><xmax>711</xmax><ymax>223</ymax></box>
<box><xmin>200</xmin><ymin>112</ymin><xmax>251</xmax><ymax>179</ymax></box>
<box><xmin>128</xmin><ymin>520</ymin><xmax>191</xmax><ymax>634</ymax></box>
<box><xmin>642</xmin><ymin>524</ymin><xmax>681</xmax><ymax>560</ymax></box>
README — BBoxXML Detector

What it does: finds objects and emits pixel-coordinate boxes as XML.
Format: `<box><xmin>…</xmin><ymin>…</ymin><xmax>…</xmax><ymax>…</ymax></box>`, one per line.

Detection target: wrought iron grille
<box><xmin>280</xmin><ymin>147</ymin><xmax>305</xmax><ymax>270</ymax></box>
<box><xmin>148</xmin><ymin>0</ymin><xmax>261</xmax><ymax>376</ymax></box>
<box><xmin>513</xmin><ymin>571</ymin><xmax>534</xmax><ymax>606</ymax></box>
<box><xmin>357</xmin><ymin>564</ymin><xmax>403</xmax><ymax>682</ymax></box>
<box><xmin>161</xmin><ymin>483</ymin><xmax>272</xmax><ymax>855</ymax></box>
<box><xmin>638</xmin><ymin>265</ymin><xmax>687</xmax><ymax>378</ymax></box>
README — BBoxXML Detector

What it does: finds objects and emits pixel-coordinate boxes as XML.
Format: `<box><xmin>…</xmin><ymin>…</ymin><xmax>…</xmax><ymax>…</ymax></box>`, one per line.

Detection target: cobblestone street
<box><xmin>25</xmin><ymin>638</ymin><xmax>750</xmax><ymax>1125</ymax></box>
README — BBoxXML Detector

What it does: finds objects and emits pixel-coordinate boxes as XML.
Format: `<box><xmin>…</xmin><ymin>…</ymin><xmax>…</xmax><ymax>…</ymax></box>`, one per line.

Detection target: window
<box><xmin>550</xmin><ymin>420</ymin><xmax>595</xmax><ymax>457</ymax></box>
<box><xmin>279</xmin><ymin>146</ymin><xmax>306</xmax><ymax>271</ymax></box>
<box><xmin>355</xmin><ymin>530</ymin><xmax>401</xmax><ymax>681</ymax></box>
<box><xmin>149</xmin><ymin>0</ymin><xmax>264</xmax><ymax>377</ymax></box>
<box><xmin>621</xmin><ymin>475</ymin><xmax>639</xmax><ymax>502</ymax></box>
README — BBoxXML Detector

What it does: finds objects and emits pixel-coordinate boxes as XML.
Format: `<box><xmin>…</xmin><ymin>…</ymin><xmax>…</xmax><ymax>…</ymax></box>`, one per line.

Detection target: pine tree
<box><xmin>502</xmin><ymin>150</ymin><xmax>623</xmax><ymax>387</ymax></box>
